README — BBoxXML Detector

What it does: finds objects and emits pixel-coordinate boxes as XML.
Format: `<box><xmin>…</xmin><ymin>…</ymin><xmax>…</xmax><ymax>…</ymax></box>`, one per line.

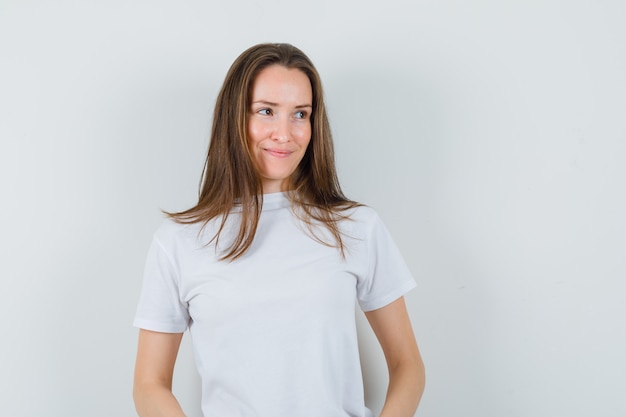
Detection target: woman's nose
<box><xmin>270</xmin><ymin>118</ymin><xmax>289</xmax><ymax>142</ymax></box>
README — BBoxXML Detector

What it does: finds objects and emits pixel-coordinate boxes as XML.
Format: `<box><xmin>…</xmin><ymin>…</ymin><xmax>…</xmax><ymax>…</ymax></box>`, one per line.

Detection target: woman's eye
<box><xmin>295</xmin><ymin>111</ymin><xmax>307</xmax><ymax>119</ymax></box>
<box><xmin>258</xmin><ymin>108</ymin><xmax>272</xmax><ymax>116</ymax></box>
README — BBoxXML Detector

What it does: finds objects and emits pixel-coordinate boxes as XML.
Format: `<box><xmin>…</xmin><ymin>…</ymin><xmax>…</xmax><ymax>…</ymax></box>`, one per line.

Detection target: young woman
<box><xmin>133</xmin><ymin>43</ymin><xmax>425</xmax><ymax>417</ymax></box>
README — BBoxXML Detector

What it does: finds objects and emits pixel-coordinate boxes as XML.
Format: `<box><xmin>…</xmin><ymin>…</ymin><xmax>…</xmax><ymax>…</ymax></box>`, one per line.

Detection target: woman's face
<box><xmin>247</xmin><ymin>64</ymin><xmax>312</xmax><ymax>193</ymax></box>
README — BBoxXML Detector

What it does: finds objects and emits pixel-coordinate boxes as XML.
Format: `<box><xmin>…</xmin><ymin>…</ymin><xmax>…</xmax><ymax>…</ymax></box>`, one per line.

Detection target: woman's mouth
<box><xmin>264</xmin><ymin>148</ymin><xmax>293</xmax><ymax>158</ymax></box>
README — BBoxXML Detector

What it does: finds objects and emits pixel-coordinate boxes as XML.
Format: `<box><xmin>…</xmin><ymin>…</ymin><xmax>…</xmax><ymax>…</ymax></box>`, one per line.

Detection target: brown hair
<box><xmin>167</xmin><ymin>43</ymin><xmax>359</xmax><ymax>260</ymax></box>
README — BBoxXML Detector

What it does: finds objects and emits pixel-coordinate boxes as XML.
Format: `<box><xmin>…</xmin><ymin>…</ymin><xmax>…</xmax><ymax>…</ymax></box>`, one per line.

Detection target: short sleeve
<box><xmin>133</xmin><ymin>236</ymin><xmax>190</xmax><ymax>333</ymax></box>
<box><xmin>356</xmin><ymin>212</ymin><xmax>417</xmax><ymax>312</ymax></box>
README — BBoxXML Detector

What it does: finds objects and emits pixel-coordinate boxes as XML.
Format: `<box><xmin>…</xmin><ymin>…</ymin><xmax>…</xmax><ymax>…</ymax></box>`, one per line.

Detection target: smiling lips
<box><xmin>264</xmin><ymin>148</ymin><xmax>293</xmax><ymax>158</ymax></box>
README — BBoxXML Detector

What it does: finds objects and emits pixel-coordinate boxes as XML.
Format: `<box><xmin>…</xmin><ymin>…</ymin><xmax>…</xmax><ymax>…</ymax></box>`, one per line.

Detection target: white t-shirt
<box><xmin>134</xmin><ymin>192</ymin><xmax>416</xmax><ymax>417</ymax></box>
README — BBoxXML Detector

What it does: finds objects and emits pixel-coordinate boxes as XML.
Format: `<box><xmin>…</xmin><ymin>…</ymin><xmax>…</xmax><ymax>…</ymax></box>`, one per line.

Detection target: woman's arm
<box><xmin>365</xmin><ymin>297</ymin><xmax>425</xmax><ymax>417</ymax></box>
<box><xmin>133</xmin><ymin>329</ymin><xmax>187</xmax><ymax>417</ymax></box>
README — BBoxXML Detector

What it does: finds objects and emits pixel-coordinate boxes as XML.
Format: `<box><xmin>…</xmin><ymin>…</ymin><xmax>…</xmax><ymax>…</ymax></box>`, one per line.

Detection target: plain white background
<box><xmin>1</xmin><ymin>1</ymin><xmax>625</xmax><ymax>416</ymax></box>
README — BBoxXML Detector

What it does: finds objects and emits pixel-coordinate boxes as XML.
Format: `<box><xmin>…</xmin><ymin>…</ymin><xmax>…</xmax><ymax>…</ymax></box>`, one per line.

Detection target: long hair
<box><xmin>168</xmin><ymin>43</ymin><xmax>359</xmax><ymax>260</ymax></box>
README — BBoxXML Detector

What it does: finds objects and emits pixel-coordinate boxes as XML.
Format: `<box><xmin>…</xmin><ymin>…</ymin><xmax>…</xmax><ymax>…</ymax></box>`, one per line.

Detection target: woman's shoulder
<box><xmin>338</xmin><ymin>203</ymin><xmax>387</xmax><ymax>238</ymax></box>
<box><xmin>152</xmin><ymin>217</ymin><xmax>207</xmax><ymax>247</ymax></box>
<box><xmin>343</xmin><ymin>203</ymin><xmax>380</xmax><ymax>224</ymax></box>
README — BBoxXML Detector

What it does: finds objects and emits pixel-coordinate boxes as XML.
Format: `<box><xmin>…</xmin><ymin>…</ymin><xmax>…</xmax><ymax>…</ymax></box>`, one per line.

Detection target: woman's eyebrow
<box><xmin>251</xmin><ymin>100</ymin><xmax>312</xmax><ymax>108</ymax></box>
<box><xmin>251</xmin><ymin>100</ymin><xmax>278</xmax><ymax>106</ymax></box>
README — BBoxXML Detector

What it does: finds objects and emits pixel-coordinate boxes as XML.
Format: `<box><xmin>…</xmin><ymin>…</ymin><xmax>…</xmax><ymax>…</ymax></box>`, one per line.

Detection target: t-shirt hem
<box><xmin>359</xmin><ymin>280</ymin><xmax>417</xmax><ymax>312</ymax></box>
<box><xmin>133</xmin><ymin>318</ymin><xmax>187</xmax><ymax>333</ymax></box>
